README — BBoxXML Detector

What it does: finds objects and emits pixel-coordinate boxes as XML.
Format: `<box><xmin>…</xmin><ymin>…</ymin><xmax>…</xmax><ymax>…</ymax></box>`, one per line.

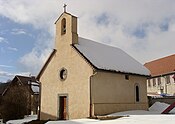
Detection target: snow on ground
<box><xmin>47</xmin><ymin>119</ymin><xmax>100</xmax><ymax>124</ymax></box>
<box><xmin>5</xmin><ymin>102</ymin><xmax>175</xmax><ymax>124</ymax></box>
<box><xmin>46</xmin><ymin>115</ymin><xmax>175</xmax><ymax>124</ymax></box>
<box><xmin>109</xmin><ymin>110</ymin><xmax>158</xmax><ymax>116</ymax></box>
<box><xmin>46</xmin><ymin>102</ymin><xmax>175</xmax><ymax>124</ymax></box>
<box><xmin>6</xmin><ymin>115</ymin><xmax>37</xmax><ymax>124</ymax></box>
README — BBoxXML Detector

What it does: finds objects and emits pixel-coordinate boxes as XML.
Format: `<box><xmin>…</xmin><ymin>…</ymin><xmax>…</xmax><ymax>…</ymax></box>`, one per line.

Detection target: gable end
<box><xmin>71</xmin><ymin>45</ymin><xmax>97</xmax><ymax>71</ymax></box>
<box><xmin>37</xmin><ymin>49</ymin><xmax>57</xmax><ymax>80</ymax></box>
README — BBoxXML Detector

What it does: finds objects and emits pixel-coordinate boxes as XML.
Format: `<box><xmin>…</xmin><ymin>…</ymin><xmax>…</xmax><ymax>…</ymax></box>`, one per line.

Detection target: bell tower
<box><xmin>54</xmin><ymin>6</ymin><xmax>78</xmax><ymax>50</ymax></box>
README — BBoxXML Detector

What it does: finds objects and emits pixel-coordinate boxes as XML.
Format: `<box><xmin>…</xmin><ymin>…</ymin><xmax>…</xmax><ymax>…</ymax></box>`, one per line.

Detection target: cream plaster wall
<box><xmin>91</xmin><ymin>71</ymin><xmax>148</xmax><ymax>115</ymax></box>
<box><xmin>39</xmin><ymin>13</ymin><xmax>93</xmax><ymax>120</ymax></box>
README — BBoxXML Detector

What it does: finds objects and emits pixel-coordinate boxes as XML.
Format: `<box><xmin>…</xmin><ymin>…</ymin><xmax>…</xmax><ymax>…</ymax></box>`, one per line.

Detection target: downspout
<box><xmin>89</xmin><ymin>71</ymin><xmax>97</xmax><ymax>117</ymax></box>
<box><xmin>36</xmin><ymin>80</ymin><xmax>41</xmax><ymax>120</ymax></box>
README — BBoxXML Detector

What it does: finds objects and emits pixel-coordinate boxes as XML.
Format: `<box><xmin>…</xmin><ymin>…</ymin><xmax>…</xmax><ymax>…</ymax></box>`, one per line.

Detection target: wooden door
<box><xmin>59</xmin><ymin>96</ymin><xmax>67</xmax><ymax>120</ymax></box>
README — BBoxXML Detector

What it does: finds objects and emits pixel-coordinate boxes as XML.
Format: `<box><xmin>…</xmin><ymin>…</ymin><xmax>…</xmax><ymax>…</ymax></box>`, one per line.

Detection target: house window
<box><xmin>135</xmin><ymin>85</ymin><xmax>140</xmax><ymax>102</ymax></box>
<box><xmin>173</xmin><ymin>74</ymin><xmax>175</xmax><ymax>83</ymax></box>
<box><xmin>125</xmin><ymin>75</ymin><xmax>129</xmax><ymax>80</ymax></box>
<box><xmin>148</xmin><ymin>79</ymin><xmax>151</xmax><ymax>87</ymax></box>
<box><xmin>60</xmin><ymin>68</ymin><xmax>67</xmax><ymax>81</ymax></box>
<box><xmin>61</xmin><ymin>18</ymin><xmax>66</xmax><ymax>35</ymax></box>
<box><xmin>157</xmin><ymin>77</ymin><xmax>161</xmax><ymax>85</ymax></box>
<box><xmin>166</xmin><ymin>75</ymin><xmax>170</xmax><ymax>84</ymax></box>
<box><xmin>153</xmin><ymin>78</ymin><xmax>156</xmax><ymax>86</ymax></box>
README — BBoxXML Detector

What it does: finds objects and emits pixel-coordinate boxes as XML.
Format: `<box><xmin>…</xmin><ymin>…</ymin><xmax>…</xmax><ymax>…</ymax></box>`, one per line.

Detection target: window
<box><xmin>60</xmin><ymin>68</ymin><xmax>67</xmax><ymax>81</ymax></box>
<box><xmin>135</xmin><ymin>85</ymin><xmax>139</xmax><ymax>102</ymax></box>
<box><xmin>157</xmin><ymin>77</ymin><xmax>161</xmax><ymax>85</ymax></box>
<box><xmin>148</xmin><ymin>79</ymin><xmax>151</xmax><ymax>87</ymax></box>
<box><xmin>173</xmin><ymin>74</ymin><xmax>175</xmax><ymax>83</ymax></box>
<box><xmin>166</xmin><ymin>75</ymin><xmax>170</xmax><ymax>84</ymax></box>
<box><xmin>153</xmin><ymin>78</ymin><xmax>156</xmax><ymax>86</ymax></box>
<box><xmin>61</xmin><ymin>18</ymin><xmax>66</xmax><ymax>35</ymax></box>
<box><xmin>125</xmin><ymin>75</ymin><xmax>129</xmax><ymax>80</ymax></box>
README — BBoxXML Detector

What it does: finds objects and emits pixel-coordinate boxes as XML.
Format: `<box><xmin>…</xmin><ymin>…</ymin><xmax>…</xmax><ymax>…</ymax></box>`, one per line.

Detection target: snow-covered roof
<box><xmin>30</xmin><ymin>81</ymin><xmax>39</xmax><ymax>94</ymax></box>
<box><xmin>74</xmin><ymin>37</ymin><xmax>150</xmax><ymax>76</ymax></box>
<box><xmin>31</xmin><ymin>85</ymin><xmax>39</xmax><ymax>93</ymax></box>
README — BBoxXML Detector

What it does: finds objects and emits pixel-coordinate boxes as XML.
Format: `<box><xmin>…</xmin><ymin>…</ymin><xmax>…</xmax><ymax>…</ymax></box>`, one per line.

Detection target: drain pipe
<box><xmin>89</xmin><ymin>71</ymin><xmax>97</xmax><ymax>117</ymax></box>
<box><xmin>36</xmin><ymin>80</ymin><xmax>41</xmax><ymax>120</ymax></box>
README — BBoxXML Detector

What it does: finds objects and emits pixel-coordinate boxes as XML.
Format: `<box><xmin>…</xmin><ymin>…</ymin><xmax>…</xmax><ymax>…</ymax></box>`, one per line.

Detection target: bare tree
<box><xmin>1</xmin><ymin>85</ymin><xmax>30</xmax><ymax>122</ymax></box>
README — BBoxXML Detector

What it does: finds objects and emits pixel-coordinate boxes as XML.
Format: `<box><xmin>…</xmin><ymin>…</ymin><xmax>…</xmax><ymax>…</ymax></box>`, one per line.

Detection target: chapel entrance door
<box><xmin>59</xmin><ymin>96</ymin><xmax>67</xmax><ymax>120</ymax></box>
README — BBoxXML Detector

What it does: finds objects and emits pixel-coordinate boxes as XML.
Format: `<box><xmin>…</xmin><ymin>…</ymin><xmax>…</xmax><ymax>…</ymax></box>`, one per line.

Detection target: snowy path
<box><xmin>6</xmin><ymin>115</ymin><xmax>37</xmax><ymax>124</ymax></box>
<box><xmin>6</xmin><ymin>102</ymin><xmax>175</xmax><ymax>124</ymax></box>
<box><xmin>46</xmin><ymin>115</ymin><xmax>175</xmax><ymax>124</ymax></box>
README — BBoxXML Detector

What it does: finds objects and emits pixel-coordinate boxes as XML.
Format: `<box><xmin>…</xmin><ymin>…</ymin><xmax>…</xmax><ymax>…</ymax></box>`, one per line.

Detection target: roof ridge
<box><xmin>145</xmin><ymin>54</ymin><xmax>175</xmax><ymax>64</ymax></box>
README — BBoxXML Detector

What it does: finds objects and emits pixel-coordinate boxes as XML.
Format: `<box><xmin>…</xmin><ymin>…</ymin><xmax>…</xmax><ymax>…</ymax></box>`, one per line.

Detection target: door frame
<box><xmin>57</xmin><ymin>94</ymin><xmax>69</xmax><ymax>120</ymax></box>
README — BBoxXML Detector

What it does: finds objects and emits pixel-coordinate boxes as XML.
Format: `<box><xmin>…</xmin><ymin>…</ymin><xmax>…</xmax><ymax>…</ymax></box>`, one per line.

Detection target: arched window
<box><xmin>61</xmin><ymin>18</ymin><xmax>66</xmax><ymax>35</ymax></box>
<box><xmin>135</xmin><ymin>85</ymin><xmax>140</xmax><ymax>102</ymax></box>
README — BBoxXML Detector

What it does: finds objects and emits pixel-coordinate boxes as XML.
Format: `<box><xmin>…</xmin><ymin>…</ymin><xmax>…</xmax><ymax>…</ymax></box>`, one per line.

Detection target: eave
<box><xmin>36</xmin><ymin>49</ymin><xmax>57</xmax><ymax>80</ymax></box>
<box><xmin>148</xmin><ymin>71</ymin><xmax>175</xmax><ymax>79</ymax></box>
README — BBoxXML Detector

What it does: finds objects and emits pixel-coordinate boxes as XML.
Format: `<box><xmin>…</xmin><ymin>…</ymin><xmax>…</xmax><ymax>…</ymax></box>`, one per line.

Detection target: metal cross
<box><xmin>63</xmin><ymin>4</ymin><xmax>67</xmax><ymax>12</ymax></box>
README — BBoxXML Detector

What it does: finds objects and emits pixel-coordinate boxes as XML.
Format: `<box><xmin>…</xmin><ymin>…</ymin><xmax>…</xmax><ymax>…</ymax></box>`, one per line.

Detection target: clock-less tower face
<box><xmin>60</xmin><ymin>68</ymin><xmax>67</xmax><ymax>81</ymax></box>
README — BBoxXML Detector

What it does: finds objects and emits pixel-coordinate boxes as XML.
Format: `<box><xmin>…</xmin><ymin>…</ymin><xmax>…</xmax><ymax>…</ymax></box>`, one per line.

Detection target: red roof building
<box><xmin>144</xmin><ymin>54</ymin><xmax>175</xmax><ymax>77</ymax></box>
<box><xmin>144</xmin><ymin>54</ymin><xmax>175</xmax><ymax>95</ymax></box>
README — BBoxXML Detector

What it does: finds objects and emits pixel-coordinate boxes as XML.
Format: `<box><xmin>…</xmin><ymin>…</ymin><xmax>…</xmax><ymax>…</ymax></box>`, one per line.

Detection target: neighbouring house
<box><xmin>0</xmin><ymin>82</ymin><xmax>9</xmax><ymax>102</ymax></box>
<box><xmin>0</xmin><ymin>82</ymin><xmax>9</xmax><ymax>114</ymax></box>
<box><xmin>37</xmin><ymin>12</ymin><xmax>150</xmax><ymax>120</ymax></box>
<box><xmin>144</xmin><ymin>54</ymin><xmax>175</xmax><ymax>96</ymax></box>
<box><xmin>2</xmin><ymin>75</ymin><xmax>39</xmax><ymax>115</ymax></box>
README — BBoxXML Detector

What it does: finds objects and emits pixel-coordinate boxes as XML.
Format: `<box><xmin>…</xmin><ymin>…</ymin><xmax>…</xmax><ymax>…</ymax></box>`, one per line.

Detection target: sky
<box><xmin>0</xmin><ymin>0</ymin><xmax>175</xmax><ymax>82</ymax></box>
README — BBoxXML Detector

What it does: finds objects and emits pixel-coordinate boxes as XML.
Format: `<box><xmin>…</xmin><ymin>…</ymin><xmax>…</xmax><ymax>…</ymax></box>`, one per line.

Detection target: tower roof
<box><xmin>54</xmin><ymin>12</ymin><xmax>77</xmax><ymax>24</ymax></box>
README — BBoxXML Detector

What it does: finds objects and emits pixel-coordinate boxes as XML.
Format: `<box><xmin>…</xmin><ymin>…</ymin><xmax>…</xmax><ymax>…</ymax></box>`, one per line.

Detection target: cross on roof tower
<box><xmin>63</xmin><ymin>4</ymin><xmax>67</xmax><ymax>12</ymax></box>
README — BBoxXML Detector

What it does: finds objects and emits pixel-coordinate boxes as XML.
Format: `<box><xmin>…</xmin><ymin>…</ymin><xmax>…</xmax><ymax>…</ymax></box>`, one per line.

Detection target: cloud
<box><xmin>0</xmin><ymin>0</ymin><xmax>60</xmax><ymax>34</ymax></box>
<box><xmin>18</xmin><ymin>32</ymin><xmax>53</xmax><ymax>75</ymax></box>
<box><xmin>19</xmin><ymin>48</ymin><xmax>52</xmax><ymax>75</ymax></box>
<box><xmin>0</xmin><ymin>36</ymin><xmax>8</xmax><ymax>43</ymax></box>
<box><xmin>7</xmin><ymin>47</ymin><xmax>18</xmax><ymax>51</ymax></box>
<box><xmin>8</xmin><ymin>22</ymin><xmax>54</xmax><ymax>76</ymax></box>
<box><xmin>0</xmin><ymin>65</ymin><xmax>13</xmax><ymax>68</ymax></box>
<box><xmin>0</xmin><ymin>70</ymin><xmax>31</xmax><ymax>79</ymax></box>
<box><xmin>0</xmin><ymin>37</ymin><xmax>4</xmax><ymax>42</ymax></box>
<box><xmin>0</xmin><ymin>0</ymin><xmax>175</xmax><ymax>75</ymax></box>
<box><xmin>11</xmin><ymin>28</ymin><xmax>26</xmax><ymax>35</ymax></box>
<box><xmin>0</xmin><ymin>71</ymin><xmax>14</xmax><ymax>77</ymax></box>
